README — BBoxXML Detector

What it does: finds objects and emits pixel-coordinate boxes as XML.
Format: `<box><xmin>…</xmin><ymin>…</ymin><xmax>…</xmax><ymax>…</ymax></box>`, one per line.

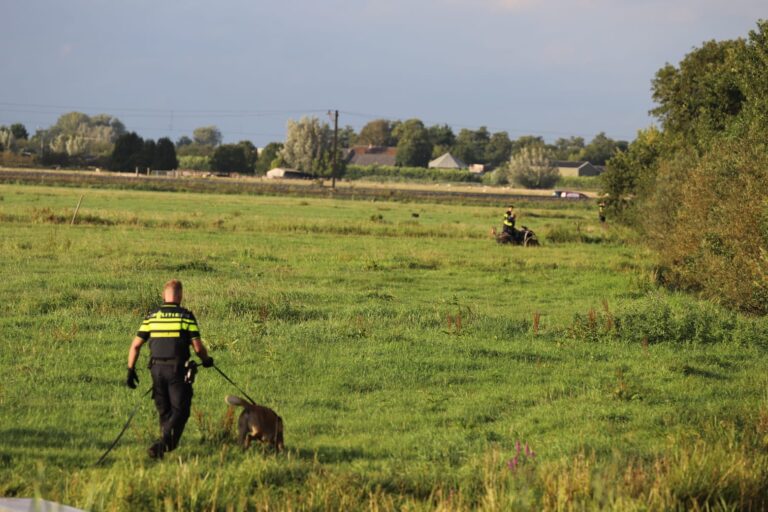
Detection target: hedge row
<box><xmin>344</xmin><ymin>164</ymin><xmax>481</xmax><ymax>183</ymax></box>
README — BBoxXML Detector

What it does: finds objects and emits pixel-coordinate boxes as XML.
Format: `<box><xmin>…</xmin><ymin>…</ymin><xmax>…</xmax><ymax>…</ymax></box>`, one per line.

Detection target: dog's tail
<box><xmin>225</xmin><ymin>395</ymin><xmax>250</xmax><ymax>407</ymax></box>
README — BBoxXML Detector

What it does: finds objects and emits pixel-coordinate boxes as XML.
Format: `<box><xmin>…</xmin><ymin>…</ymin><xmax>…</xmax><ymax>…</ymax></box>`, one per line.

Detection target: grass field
<box><xmin>1</xmin><ymin>183</ymin><xmax>767</xmax><ymax>511</ymax></box>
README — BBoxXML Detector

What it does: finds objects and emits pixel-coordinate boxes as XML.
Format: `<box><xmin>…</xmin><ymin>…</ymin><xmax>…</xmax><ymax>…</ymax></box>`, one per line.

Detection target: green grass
<box><xmin>1</xmin><ymin>183</ymin><xmax>767</xmax><ymax>511</ymax></box>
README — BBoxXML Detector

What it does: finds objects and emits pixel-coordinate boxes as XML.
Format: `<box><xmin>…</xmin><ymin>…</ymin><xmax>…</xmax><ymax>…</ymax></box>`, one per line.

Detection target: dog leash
<box><xmin>212</xmin><ymin>364</ymin><xmax>257</xmax><ymax>405</ymax></box>
<box><xmin>95</xmin><ymin>386</ymin><xmax>152</xmax><ymax>466</ymax></box>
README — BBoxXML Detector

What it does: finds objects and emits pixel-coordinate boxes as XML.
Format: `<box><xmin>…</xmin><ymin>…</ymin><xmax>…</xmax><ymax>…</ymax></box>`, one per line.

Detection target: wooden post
<box><xmin>331</xmin><ymin>110</ymin><xmax>338</xmax><ymax>189</ymax></box>
<box><xmin>71</xmin><ymin>194</ymin><xmax>84</xmax><ymax>226</ymax></box>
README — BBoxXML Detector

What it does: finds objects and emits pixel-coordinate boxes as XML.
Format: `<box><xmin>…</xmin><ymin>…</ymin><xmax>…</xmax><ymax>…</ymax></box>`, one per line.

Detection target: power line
<box><xmin>0</xmin><ymin>101</ymin><xmax>636</xmax><ymax>141</ymax></box>
<box><xmin>0</xmin><ymin>101</ymin><xmax>328</xmax><ymax>116</ymax></box>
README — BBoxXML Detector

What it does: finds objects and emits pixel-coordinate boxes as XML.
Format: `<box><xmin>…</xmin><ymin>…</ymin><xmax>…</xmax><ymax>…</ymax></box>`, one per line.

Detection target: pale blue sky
<box><xmin>1</xmin><ymin>0</ymin><xmax>764</xmax><ymax>145</ymax></box>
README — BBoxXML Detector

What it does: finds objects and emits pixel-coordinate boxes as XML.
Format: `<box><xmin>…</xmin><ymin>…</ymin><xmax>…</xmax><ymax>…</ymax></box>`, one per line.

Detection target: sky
<box><xmin>1</xmin><ymin>0</ymin><xmax>765</xmax><ymax>146</ymax></box>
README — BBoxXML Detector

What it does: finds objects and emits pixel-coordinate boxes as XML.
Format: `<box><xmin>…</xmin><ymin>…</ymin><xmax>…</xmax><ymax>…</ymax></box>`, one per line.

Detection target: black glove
<box><xmin>126</xmin><ymin>367</ymin><xmax>139</xmax><ymax>389</ymax></box>
<box><xmin>201</xmin><ymin>356</ymin><xmax>214</xmax><ymax>368</ymax></box>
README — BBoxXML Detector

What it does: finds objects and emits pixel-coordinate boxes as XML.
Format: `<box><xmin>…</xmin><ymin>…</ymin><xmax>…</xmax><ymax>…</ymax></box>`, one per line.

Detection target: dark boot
<box><xmin>148</xmin><ymin>441</ymin><xmax>165</xmax><ymax>459</ymax></box>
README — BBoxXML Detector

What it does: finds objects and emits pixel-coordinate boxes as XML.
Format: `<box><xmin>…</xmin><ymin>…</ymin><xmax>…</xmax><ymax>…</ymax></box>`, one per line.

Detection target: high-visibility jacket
<box><xmin>137</xmin><ymin>302</ymin><xmax>201</xmax><ymax>361</ymax></box>
<box><xmin>503</xmin><ymin>213</ymin><xmax>516</xmax><ymax>231</ymax></box>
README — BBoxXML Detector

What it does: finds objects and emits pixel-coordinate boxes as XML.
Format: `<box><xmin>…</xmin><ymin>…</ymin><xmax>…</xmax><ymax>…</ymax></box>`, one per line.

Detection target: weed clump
<box><xmin>568</xmin><ymin>293</ymin><xmax>768</xmax><ymax>347</ymax></box>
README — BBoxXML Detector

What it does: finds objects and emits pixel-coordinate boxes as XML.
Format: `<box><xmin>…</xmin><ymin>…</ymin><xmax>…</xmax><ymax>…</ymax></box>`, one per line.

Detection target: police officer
<box><xmin>502</xmin><ymin>205</ymin><xmax>517</xmax><ymax>239</ymax></box>
<box><xmin>598</xmin><ymin>201</ymin><xmax>606</xmax><ymax>223</ymax></box>
<box><xmin>126</xmin><ymin>279</ymin><xmax>213</xmax><ymax>459</ymax></box>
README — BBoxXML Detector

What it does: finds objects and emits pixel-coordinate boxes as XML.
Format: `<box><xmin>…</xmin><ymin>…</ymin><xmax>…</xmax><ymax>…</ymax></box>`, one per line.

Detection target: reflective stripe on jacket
<box><xmin>137</xmin><ymin>302</ymin><xmax>200</xmax><ymax>360</ymax></box>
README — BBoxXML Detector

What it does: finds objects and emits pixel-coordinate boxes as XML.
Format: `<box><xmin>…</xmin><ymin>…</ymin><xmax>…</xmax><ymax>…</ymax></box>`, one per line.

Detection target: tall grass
<box><xmin>1</xmin><ymin>183</ymin><xmax>766</xmax><ymax>510</ymax></box>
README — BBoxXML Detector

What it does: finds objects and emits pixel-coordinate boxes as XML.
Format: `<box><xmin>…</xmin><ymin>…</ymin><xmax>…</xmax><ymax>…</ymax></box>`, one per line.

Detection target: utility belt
<box><xmin>149</xmin><ymin>357</ymin><xmax>182</xmax><ymax>367</ymax></box>
<box><xmin>149</xmin><ymin>358</ymin><xmax>198</xmax><ymax>384</ymax></box>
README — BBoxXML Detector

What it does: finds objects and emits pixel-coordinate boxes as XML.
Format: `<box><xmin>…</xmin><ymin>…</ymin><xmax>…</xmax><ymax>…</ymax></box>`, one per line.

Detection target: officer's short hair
<box><xmin>164</xmin><ymin>279</ymin><xmax>183</xmax><ymax>296</ymax></box>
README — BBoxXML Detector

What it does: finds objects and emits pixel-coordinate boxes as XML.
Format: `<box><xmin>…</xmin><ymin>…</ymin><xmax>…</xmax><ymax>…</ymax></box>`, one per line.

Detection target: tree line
<box><xmin>600</xmin><ymin>20</ymin><xmax>768</xmax><ymax>314</ymax></box>
<box><xmin>2</xmin><ymin>113</ymin><xmax>626</xmax><ymax>177</ymax></box>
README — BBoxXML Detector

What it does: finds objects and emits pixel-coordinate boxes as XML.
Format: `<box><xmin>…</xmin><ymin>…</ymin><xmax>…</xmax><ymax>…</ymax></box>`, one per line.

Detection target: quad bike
<box><xmin>491</xmin><ymin>226</ymin><xmax>540</xmax><ymax>247</ymax></box>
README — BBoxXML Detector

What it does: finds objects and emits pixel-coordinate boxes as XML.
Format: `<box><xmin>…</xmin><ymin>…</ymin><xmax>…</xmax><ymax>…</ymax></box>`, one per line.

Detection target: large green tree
<box><xmin>578</xmin><ymin>132</ymin><xmax>628</xmax><ymax>165</ymax></box>
<box><xmin>211</xmin><ymin>144</ymin><xmax>248</xmax><ymax>173</ymax></box>
<box><xmin>192</xmin><ymin>126</ymin><xmax>222</xmax><ymax>147</ymax></box>
<box><xmin>110</xmin><ymin>132</ymin><xmax>145</xmax><ymax>171</ymax></box>
<box><xmin>651</xmin><ymin>39</ymin><xmax>746</xmax><ymax>145</ymax></box>
<box><xmin>485</xmin><ymin>131</ymin><xmax>513</xmax><ymax>168</ymax></box>
<box><xmin>611</xmin><ymin>20</ymin><xmax>768</xmax><ymax>313</ymax></box>
<box><xmin>153</xmin><ymin>137</ymin><xmax>179</xmax><ymax>170</ymax></box>
<box><xmin>338</xmin><ymin>126</ymin><xmax>357</xmax><ymax>148</ymax></box>
<box><xmin>551</xmin><ymin>136</ymin><xmax>585</xmax><ymax>160</ymax></box>
<box><xmin>508</xmin><ymin>145</ymin><xmax>559</xmax><ymax>188</ymax></box>
<box><xmin>10</xmin><ymin>123</ymin><xmax>28</xmax><ymax>140</ymax></box>
<box><xmin>394</xmin><ymin>119</ymin><xmax>432</xmax><ymax>167</ymax></box>
<box><xmin>428</xmin><ymin>124</ymin><xmax>456</xmax><ymax>159</ymax></box>
<box><xmin>357</xmin><ymin>119</ymin><xmax>394</xmax><ymax>147</ymax></box>
<box><xmin>600</xmin><ymin>127</ymin><xmax>662</xmax><ymax>222</ymax></box>
<box><xmin>239</xmin><ymin>140</ymin><xmax>258</xmax><ymax>172</ymax></box>
<box><xmin>510</xmin><ymin>135</ymin><xmax>545</xmax><ymax>157</ymax></box>
<box><xmin>452</xmin><ymin>127</ymin><xmax>490</xmax><ymax>164</ymax></box>
<box><xmin>281</xmin><ymin>117</ymin><xmax>332</xmax><ymax>175</ymax></box>
<box><xmin>38</xmin><ymin>112</ymin><xmax>126</xmax><ymax>157</ymax></box>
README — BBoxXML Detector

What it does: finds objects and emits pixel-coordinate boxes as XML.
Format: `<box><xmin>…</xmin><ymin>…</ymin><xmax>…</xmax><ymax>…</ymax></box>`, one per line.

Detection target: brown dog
<box><xmin>225</xmin><ymin>395</ymin><xmax>284</xmax><ymax>453</ymax></box>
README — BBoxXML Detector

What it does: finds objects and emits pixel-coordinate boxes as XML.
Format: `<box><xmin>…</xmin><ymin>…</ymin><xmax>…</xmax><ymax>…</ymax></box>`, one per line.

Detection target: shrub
<box><xmin>178</xmin><ymin>156</ymin><xmax>212</xmax><ymax>171</ymax></box>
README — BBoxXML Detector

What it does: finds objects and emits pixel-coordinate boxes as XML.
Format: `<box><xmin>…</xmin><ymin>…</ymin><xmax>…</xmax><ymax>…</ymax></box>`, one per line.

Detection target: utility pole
<box><xmin>331</xmin><ymin>109</ymin><xmax>339</xmax><ymax>189</ymax></box>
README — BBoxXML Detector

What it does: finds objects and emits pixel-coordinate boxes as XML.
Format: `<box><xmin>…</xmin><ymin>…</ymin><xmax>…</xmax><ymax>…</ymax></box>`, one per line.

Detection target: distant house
<box><xmin>552</xmin><ymin>161</ymin><xmax>602</xmax><ymax>177</ymax></box>
<box><xmin>346</xmin><ymin>146</ymin><xmax>398</xmax><ymax>166</ymax></box>
<box><xmin>265</xmin><ymin>167</ymin><xmax>309</xmax><ymax>179</ymax></box>
<box><xmin>428</xmin><ymin>152</ymin><xmax>466</xmax><ymax>170</ymax></box>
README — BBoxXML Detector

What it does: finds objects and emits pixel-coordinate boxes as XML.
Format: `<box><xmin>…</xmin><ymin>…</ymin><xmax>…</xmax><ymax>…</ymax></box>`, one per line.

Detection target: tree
<box><xmin>176</xmin><ymin>142</ymin><xmax>214</xmax><ymax>157</ymax></box>
<box><xmin>428</xmin><ymin>124</ymin><xmax>456</xmax><ymax>147</ymax></box>
<box><xmin>338</xmin><ymin>126</ymin><xmax>357</xmax><ymax>148</ymax></box>
<box><xmin>39</xmin><ymin>111</ymin><xmax>126</xmax><ymax>157</ymax></box>
<box><xmin>511</xmin><ymin>135</ymin><xmax>545</xmax><ymax>156</ymax></box>
<box><xmin>0</xmin><ymin>127</ymin><xmax>14</xmax><ymax>152</ymax></box>
<box><xmin>192</xmin><ymin>126</ymin><xmax>222</xmax><ymax>146</ymax></box>
<box><xmin>552</xmin><ymin>136</ymin><xmax>585</xmax><ymax>160</ymax></box>
<box><xmin>508</xmin><ymin>145</ymin><xmax>559</xmax><ymax>188</ymax></box>
<box><xmin>281</xmin><ymin>117</ymin><xmax>332</xmax><ymax>174</ymax></box>
<box><xmin>110</xmin><ymin>132</ymin><xmax>145</xmax><ymax>171</ymax></box>
<box><xmin>237</xmin><ymin>140</ymin><xmax>258</xmax><ymax>173</ymax></box>
<box><xmin>176</xmin><ymin>136</ymin><xmax>193</xmax><ymax>147</ymax></box>
<box><xmin>357</xmin><ymin>119</ymin><xmax>394</xmax><ymax>146</ymax></box>
<box><xmin>153</xmin><ymin>137</ymin><xmax>179</xmax><ymax>170</ymax></box>
<box><xmin>578</xmin><ymin>132</ymin><xmax>627</xmax><ymax>165</ymax></box>
<box><xmin>651</xmin><ymin>39</ymin><xmax>746</xmax><ymax>144</ymax></box>
<box><xmin>211</xmin><ymin>144</ymin><xmax>248</xmax><ymax>173</ymax></box>
<box><xmin>611</xmin><ymin>20</ymin><xmax>768</xmax><ymax>313</ymax></box>
<box><xmin>452</xmin><ymin>127</ymin><xmax>491</xmax><ymax>165</ymax></box>
<box><xmin>10</xmin><ymin>123</ymin><xmax>28</xmax><ymax>140</ymax></box>
<box><xmin>600</xmin><ymin>127</ymin><xmax>662</xmax><ymax>221</ymax></box>
<box><xmin>485</xmin><ymin>131</ymin><xmax>513</xmax><ymax>168</ymax></box>
<box><xmin>394</xmin><ymin>119</ymin><xmax>432</xmax><ymax>167</ymax></box>
<box><xmin>255</xmin><ymin>142</ymin><xmax>284</xmax><ymax>173</ymax></box>
<box><xmin>138</xmin><ymin>139</ymin><xmax>157</xmax><ymax>170</ymax></box>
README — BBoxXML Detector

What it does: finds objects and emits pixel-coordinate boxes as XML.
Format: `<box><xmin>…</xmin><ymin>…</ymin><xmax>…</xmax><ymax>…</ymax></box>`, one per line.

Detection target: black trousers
<box><xmin>150</xmin><ymin>363</ymin><xmax>193</xmax><ymax>451</ymax></box>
